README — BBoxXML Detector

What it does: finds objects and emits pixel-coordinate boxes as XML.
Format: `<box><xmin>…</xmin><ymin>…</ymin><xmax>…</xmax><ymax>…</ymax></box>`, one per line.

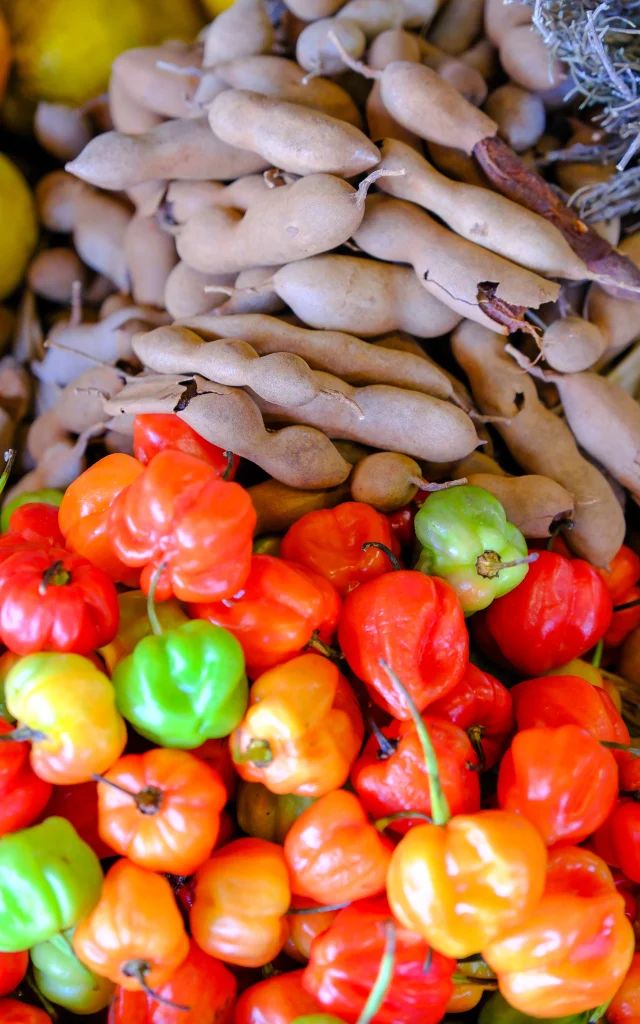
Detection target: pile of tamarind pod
<box><xmin>8</xmin><ymin>0</ymin><xmax>640</xmax><ymax>572</ymax></box>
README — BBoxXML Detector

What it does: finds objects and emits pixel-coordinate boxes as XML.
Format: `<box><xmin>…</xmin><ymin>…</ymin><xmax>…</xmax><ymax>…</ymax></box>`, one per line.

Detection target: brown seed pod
<box><xmin>484</xmin><ymin>0</ymin><xmax>531</xmax><ymax>46</ymax></box>
<box><xmin>203</xmin><ymin>0</ymin><xmax>273</xmax><ymax>67</ymax></box>
<box><xmin>123</xmin><ymin>213</ymin><xmax>178</xmax><ymax>309</ymax></box>
<box><xmin>366</xmin><ymin>29</ymin><xmax>422</xmax><ymax>148</ymax></box>
<box><xmin>164</xmin><ymin>262</ymin><xmax>236</xmax><ymax>320</ymax></box>
<box><xmin>248</xmin><ymin>477</ymin><xmax>352</xmax><ymax>535</ymax></box>
<box><xmin>428</xmin><ymin>0</ymin><xmax>483</xmax><ymax>54</ymax></box>
<box><xmin>108</xmin><ymin>73</ymin><xmax>165</xmax><ymax>135</ymax></box>
<box><xmin>499</xmin><ymin>24</ymin><xmax>566</xmax><ymax>92</ymax></box>
<box><xmin>34</xmin><ymin>102</ymin><xmax>93</xmax><ymax>161</ymax></box>
<box><xmin>466</xmin><ymin>472</ymin><xmax>575</xmax><ymax>538</ymax></box>
<box><xmin>541</xmin><ymin>317</ymin><xmax>607</xmax><ymax>373</ymax></box>
<box><xmin>296</xmin><ymin>17</ymin><xmax>366</xmax><ymax>76</ymax></box>
<box><xmin>28</xmin><ymin>249</ymin><xmax>89</xmax><ymax>305</ymax></box>
<box><xmin>111</xmin><ymin>42</ymin><xmax>203</xmax><ymax>121</ymax></box>
<box><xmin>483</xmin><ymin>84</ymin><xmax>546</xmax><ymax>153</ymax></box>
<box><xmin>417</xmin><ymin>37</ymin><xmax>487</xmax><ymax>106</ymax></box>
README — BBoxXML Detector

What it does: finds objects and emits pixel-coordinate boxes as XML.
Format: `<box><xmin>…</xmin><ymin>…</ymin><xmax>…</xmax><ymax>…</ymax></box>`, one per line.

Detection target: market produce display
<box><xmin>1</xmin><ymin>0</ymin><xmax>640</xmax><ymax>1021</ymax></box>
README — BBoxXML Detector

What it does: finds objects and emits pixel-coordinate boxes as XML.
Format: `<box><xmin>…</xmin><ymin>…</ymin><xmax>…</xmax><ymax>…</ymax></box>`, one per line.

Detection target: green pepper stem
<box><xmin>451</xmin><ymin>973</ymin><xmax>498</xmax><ymax>988</ymax></box>
<box><xmin>367</xmin><ymin>714</ymin><xmax>398</xmax><ymax>760</ymax></box>
<box><xmin>592</xmin><ymin>639</ymin><xmax>604</xmax><ymax>669</ymax></box>
<box><xmin>362</xmin><ymin>542</ymin><xmax>402</xmax><ymax>572</ymax></box>
<box><xmin>379</xmin><ymin>660</ymin><xmax>450</xmax><ymax>826</ymax></box>
<box><xmin>602</xmin><ymin>740</ymin><xmax>640</xmax><ymax>756</ymax></box>
<box><xmin>475</xmin><ymin>550</ymin><xmax>539</xmax><ymax>580</ymax></box>
<box><xmin>222</xmin><ymin>450</ymin><xmax>235</xmax><ymax>481</ymax></box>
<box><xmin>306</xmin><ymin>631</ymin><xmax>344</xmax><ymax>661</ymax></box>
<box><xmin>122</xmin><ymin>959</ymin><xmax>190</xmax><ymax>1012</ymax></box>
<box><xmin>147</xmin><ymin>561</ymin><xmax>168</xmax><ymax>638</ymax></box>
<box><xmin>234</xmin><ymin>738</ymin><xmax>273</xmax><ymax>766</ymax></box>
<box><xmin>0</xmin><ymin>726</ymin><xmax>46</xmax><ymax>743</ymax></box>
<box><xmin>466</xmin><ymin>725</ymin><xmax>486</xmax><ymax>773</ymax></box>
<box><xmin>92</xmin><ymin>774</ymin><xmax>164</xmax><ymax>815</ymax></box>
<box><xmin>38</xmin><ymin>559</ymin><xmax>71</xmax><ymax>595</ymax></box>
<box><xmin>0</xmin><ymin>449</ymin><xmax>16</xmax><ymax>498</ymax></box>
<box><xmin>374</xmin><ymin>811</ymin><xmax>432</xmax><ymax>831</ymax></box>
<box><xmin>614</xmin><ymin>598</ymin><xmax>640</xmax><ymax>612</ymax></box>
<box><xmin>288</xmin><ymin>902</ymin><xmax>351</xmax><ymax>915</ymax></box>
<box><xmin>356</xmin><ymin>920</ymin><xmax>396</xmax><ymax>1024</ymax></box>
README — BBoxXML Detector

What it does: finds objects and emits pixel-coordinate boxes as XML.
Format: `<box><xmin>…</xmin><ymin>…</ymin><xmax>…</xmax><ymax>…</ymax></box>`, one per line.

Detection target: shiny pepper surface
<box><xmin>191</xmin><ymin>837</ymin><xmax>291</xmax><ymax>968</ymax></box>
<box><xmin>477</xmin><ymin>550</ymin><xmax>613</xmax><ymax>676</ymax></box>
<box><xmin>280</xmin><ymin>502</ymin><xmax>400</xmax><ymax>595</ymax></box>
<box><xmin>351</xmin><ymin>716</ymin><xmax>480</xmax><ymax>834</ymax></box>
<box><xmin>594</xmin><ymin>799</ymin><xmax>640</xmax><ymax>885</ymax></box>
<box><xmin>31</xmin><ymin>928</ymin><xmax>115</xmax><ymax>1015</ymax></box>
<box><xmin>607</xmin><ymin>951</ymin><xmax>640</xmax><ymax>1024</ymax></box>
<box><xmin>338</xmin><ymin>570</ymin><xmax>467</xmax><ymax>719</ymax></box>
<box><xmin>0</xmin><ymin>951</ymin><xmax>27</xmax><ymax>998</ymax></box>
<box><xmin>285</xmin><ymin>897</ymin><xmax>341</xmax><ymax>963</ymax></box>
<box><xmin>498</xmin><ymin>725</ymin><xmax>619</xmax><ymax>847</ymax></box>
<box><xmin>0</xmin><ymin>1001</ymin><xmax>52</xmax><ymax>1023</ymax></box>
<box><xmin>113</xmin><ymin>620</ymin><xmax>247</xmax><ymax>749</ymax></box>
<box><xmin>415</xmin><ymin>484</ymin><xmax>531</xmax><ymax>614</ymax></box>
<box><xmin>427</xmin><ymin>662</ymin><xmax>514</xmax><ymax>769</ymax></box>
<box><xmin>285</xmin><ymin>790</ymin><xmax>392</xmax><ymax>905</ymax></box>
<box><xmin>0</xmin><ymin>718</ymin><xmax>51</xmax><ymax>837</ymax></box>
<box><xmin>192</xmin><ymin>555</ymin><xmax>341</xmax><ymax>679</ymax></box>
<box><xmin>483</xmin><ymin>846</ymin><xmax>634</xmax><ymax>1017</ymax></box>
<box><xmin>511</xmin><ymin>674</ymin><xmax>629</xmax><ymax>746</ymax></box>
<box><xmin>387</xmin><ymin>809</ymin><xmax>547</xmax><ymax>959</ymax></box>
<box><xmin>234</xmin><ymin>971</ymin><xmax>322</xmax><ymax>1024</ymax></box>
<box><xmin>133</xmin><ymin>412</ymin><xmax>238</xmax><ymax>479</ymax></box>
<box><xmin>99</xmin><ymin>589</ymin><xmax>189</xmax><ymax>675</ymax></box>
<box><xmin>108</xmin><ymin>449</ymin><xmax>255</xmax><ymax>602</ymax></box>
<box><xmin>303</xmin><ymin>897</ymin><xmax>455</xmax><ymax>1024</ymax></box>
<box><xmin>5</xmin><ymin>503</ymin><xmax>64</xmax><ymax>547</ymax></box>
<box><xmin>73</xmin><ymin>859</ymin><xmax>189</xmax><ymax>992</ymax></box>
<box><xmin>231</xmin><ymin>654</ymin><xmax>363</xmax><ymax>798</ymax></box>
<box><xmin>0</xmin><ymin>817</ymin><xmax>103</xmax><ymax>952</ymax></box>
<box><xmin>6</xmin><ymin>653</ymin><xmax>127</xmax><ymax>785</ymax></box>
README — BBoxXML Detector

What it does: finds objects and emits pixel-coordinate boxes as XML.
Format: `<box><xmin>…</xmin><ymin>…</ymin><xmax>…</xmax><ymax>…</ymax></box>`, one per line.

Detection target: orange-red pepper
<box><xmin>607</xmin><ymin>951</ymin><xmax>640</xmax><ymax>1024</ymax></box>
<box><xmin>510</xmin><ymin>673</ymin><xmax>630</xmax><ymax>746</ymax></box>
<box><xmin>428</xmin><ymin>663</ymin><xmax>514</xmax><ymax>769</ymax></box>
<box><xmin>285</xmin><ymin>897</ymin><xmax>341</xmax><ymax>963</ymax></box>
<box><xmin>233</xmin><ymin>971</ymin><xmax>322</xmax><ymax>1024</ymax></box>
<box><xmin>132</xmin><ymin>413</ymin><xmax>238</xmax><ymax>479</ymax></box>
<box><xmin>231</xmin><ymin>653</ymin><xmax>363</xmax><ymax>798</ymax></box>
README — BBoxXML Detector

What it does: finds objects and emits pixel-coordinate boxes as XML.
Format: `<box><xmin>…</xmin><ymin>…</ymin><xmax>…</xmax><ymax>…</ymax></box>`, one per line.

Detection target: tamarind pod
<box><xmin>203</xmin><ymin>0</ymin><xmax>274</xmax><ymax>67</ymax></box>
<box><xmin>353</xmin><ymin>194</ymin><xmax>559</xmax><ymax>332</ymax></box>
<box><xmin>296</xmin><ymin>17</ymin><xmax>366</xmax><ymax>75</ymax></box>
<box><xmin>541</xmin><ymin>317</ymin><xmax>606</xmax><ymax>373</ymax></box>
<box><xmin>376</xmin><ymin>139</ymin><xmax>588</xmax><ymax>280</ymax></box>
<box><xmin>12</xmin><ymin>289</ymin><xmax>44</xmax><ymax>365</ymax></box>
<box><xmin>103</xmin><ymin>374</ymin><xmax>352</xmax><ymax>489</ymax></box>
<box><xmin>27</xmin><ymin>409</ymin><xmax>71</xmax><ymax>464</ymax></box>
<box><xmin>104</xmin><ymin>431</ymin><xmax>136</xmax><ymax>456</ymax></box>
<box><xmin>111</xmin><ymin>43</ymin><xmax>202</xmax><ymax>120</ymax></box>
<box><xmin>349</xmin><ymin>450</ymin><xmax>422</xmax><ymax>510</ymax></box>
<box><xmin>417</xmin><ymin>38</ymin><xmax>487</xmax><ymax>106</ymax></box>
<box><xmin>366</xmin><ymin>29</ymin><xmax>422</xmax><ymax>148</ymax></box>
<box><xmin>161</xmin><ymin>176</ymin><xmax>270</xmax><ymax>229</ymax></box>
<box><xmin>126</xmin><ymin>181</ymin><xmax>167</xmax><ymax>218</ymax></box>
<box><xmin>451</xmin><ymin>451</ymin><xmax>507</xmax><ymax>477</ymax></box>
<box><xmin>451</xmin><ymin>319</ymin><xmax>625</xmax><ymax>566</ymax></box>
<box><xmin>215</xmin><ymin>266</ymin><xmax>285</xmax><ymax>316</ymax></box>
<box><xmin>271</xmin><ymin>254</ymin><xmax>461</xmax><ymax>337</ymax></box>
<box><xmin>483</xmin><ymin>84</ymin><xmax>546</xmax><ymax>153</ymax></box>
<box><xmin>175</xmin><ymin>312</ymin><xmax>457</xmax><ymax>399</ymax></box>
<box><xmin>499</xmin><ymin>24</ymin><xmax>565</xmax><ymax>92</ymax></box>
<box><xmin>586</xmin><ymin>233</ymin><xmax>640</xmax><ymax>361</ymax></box>
<box><xmin>211</xmin><ymin>56</ymin><xmax>363</xmax><ymax>127</ymax></box>
<box><xmin>28</xmin><ymin>249</ymin><xmax>89</xmax><ymax>304</ymax></box>
<box><xmin>55</xmin><ymin>366</ymin><xmax>127</xmax><ymax>435</ymax></box>
<box><xmin>459</xmin><ymin>39</ymin><xmax>498</xmax><ymax>80</ymax></box>
<box><xmin>108</xmin><ymin>73</ymin><xmax>165</xmax><ymax>135</ymax></box>
<box><xmin>254</xmin><ymin>370</ymin><xmax>479</xmax><ymax>462</ymax></box>
<box><xmin>123</xmin><ymin>213</ymin><xmax>178</xmax><ymax>309</ymax></box>
<box><xmin>484</xmin><ymin>0</ymin><xmax>530</xmax><ymax>46</ymax></box>
<box><xmin>426</xmin><ymin>140</ymin><xmax>488</xmax><ymax>187</ymax></box>
<box><xmin>38</xmin><ymin>306</ymin><xmax>159</xmax><ymax>385</ymax></box>
<box><xmin>337</xmin><ymin>0</ymin><xmax>439</xmax><ymax>38</ymax></box>
<box><xmin>428</xmin><ymin>0</ymin><xmax>483</xmax><ymax>54</ymax></box>
<box><xmin>34</xmin><ymin>103</ymin><xmax>93</xmax><ymax>162</ymax></box>
<box><xmin>371</xmin><ymin>331</ymin><xmax>476</xmax><ymax>418</ymax></box>
<box><xmin>0</xmin><ymin>358</ymin><xmax>31</xmax><ymax>425</ymax></box>
<box><xmin>207</xmin><ymin>89</ymin><xmax>379</xmax><ymax>176</ymax></box>
<box><xmin>555</xmin><ymin>161</ymin><xmax>615</xmax><ymax>196</ymax></box>
<box><xmin>164</xmin><ymin>262</ymin><xmax>236</xmax><ymax>320</ymax></box>
<box><xmin>281</xmin><ymin>0</ymin><xmax>346</xmax><ymax>22</ymax></box>
<box><xmin>133</xmin><ymin>324</ymin><xmax>328</xmax><ymax>406</ymax></box>
<box><xmin>176</xmin><ymin>174</ymin><xmax>367</xmax><ymax>275</ymax></box>
<box><xmin>72</xmin><ymin>191</ymin><xmax>132</xmax><ymax>292</ymax></box>
<box><xmin>66</xmin><ymin>118</ymin><xmax>271</xmax><ymax>191</ymax></box>
<box><xmin>249</xmin><ymin>478</ymin><xmax>352</xmax><ymax>534</ymax></box>
<box><xmin>466</xmin><ymin>473</ymin><xmax>575</xmax><ymax>538</ymax></box>
<box><xmin>35</xmin><ymin>171</ymin><xmax>87</xmax><ymax>234</ymax></box>
<box><xmin>4</xmin><ymin>435</ymin><xmax>93</xmax><ymax>508</ymax></box>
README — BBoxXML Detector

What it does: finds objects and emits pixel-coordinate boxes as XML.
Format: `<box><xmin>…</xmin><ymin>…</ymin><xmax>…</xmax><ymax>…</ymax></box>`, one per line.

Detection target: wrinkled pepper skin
<box><xmin>415</xmin><ymin>484</ymin><xmax>530</xmax><ymax>614</ymax></box>
<box><xmin>231</xmin><ymin>654</ymin><xmax>363</xmax><ymax>798</ymax></box>
<box><xmin>476</xmin><ymin>551</ymin><xmax>612</xmax><ymax>676</ymax></box>
<box><xmin>108</xmin><ymin>450</ymin><xmax>255</xmax><ymax>603</ymax></box>
<box><xmin>302</xmin><ymin>897</ymin><xmax>455</xmax><ymax>1024</ymax></box>
<box><xmin>31</xmin><ymin>928</ymin><xmax>115</xmax><ymax>1015</ymax></box>
<box><xmin>113</xmin><ymin>620</ymin><xmax>247</xmax><ymax>748</ymax></box>
<box><xmin>99</xmin><ymin>589</ymin><xmax>188</xmax><ymax>675</ymax></box>
<box><xmin>5</xmin><ymin>653</ymin><xmax>127</xmax><ymax>785</ymax></box>
<box><xmin>0</xmin><ymin>817</ymin><xmax>103</xmax><ymax>952</ymax></box>
<box><xmin>191</xmin><ymin>837</ymin><xmax>291</xmax><ymax>968</ymax></box>
<box><xmin>428</xmin><ymin>663</ymin><xmax>515</xmax><ymax>768</ymax></box>
<box><xmin>237</xmin><ymin>782</ymin><xmax>316</xmax><ymax>845</ymax></box>
<box><xmin>511</xmin><ymin>674</ymin><xmax>629</xmax><ymax>746</ymax></box>
<box><xmin>234</xmin><ymin>971</ymin><xmax>322</xmax><ymax>1024</ymax></box>
<box><xmin>338</xmin><ymin>570</ymin><xmax>468</xmax><ymax>720</ymax></box>
<box><xmin>498</xmin><ymin>725</ymin><xmax>618</xmax><ymax>847</ymax></box>
<box><xmin>483</xmin><ymin>846</ymin><xmax>635</xmax><ymax>1017</ymax></box>
<box><xmin>192</xmin><ymin>555</ymin><xmax>341</xmax><ymax>679</ymax></box>
<box><xmin>387</xmin><ymin>810</ymin><xmax>547</xmax><ymax>959</ymax></box>
<box><xmin>285</xmin><ymin>898</ymin><xmax>341</xmax><ymax>963</ymax></box>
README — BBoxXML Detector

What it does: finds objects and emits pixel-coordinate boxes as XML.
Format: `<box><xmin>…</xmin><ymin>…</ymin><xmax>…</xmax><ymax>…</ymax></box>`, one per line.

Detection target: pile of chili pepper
<box><xmin>1</xmin><ymin>413</ymin><xmax>640</xmax><ymax>1024</ymax></box>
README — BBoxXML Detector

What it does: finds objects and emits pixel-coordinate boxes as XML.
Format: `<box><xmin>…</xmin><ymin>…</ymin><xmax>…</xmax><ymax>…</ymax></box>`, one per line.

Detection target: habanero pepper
<box><xmin>0</xmin><ymin>951</ymin><xmax>28</xmax><ymax>998</ymax></box>
<box><xmin>510</xmin><ymin>673</ymin><xmax>630</xmax><ymax>746</ymax></box>
<box><xmin>231</xmin><ymin>654</ymin><xmax>363</xmax><ymax>798</ymax></box>
<box><xmin>597</xmin><ymin>545</ymin><xmax>640</xmax><ymax>604</ymax></box>
<box><xmin>5</xmin><ymin>503</ymin><xmax>64</xmax><ymax>547</ymax></box>
<box><xmin>594</xmin><ymin>799</ymin><xmax>640</xmax><ymax>885</ymax></box>
<box><xmin>95</xmin><ymin>748</ymin><xmax>227</xmax><ymax>875</ymax></box>
<box><xmin>605</xmin><ymin>586</ymin><xmax>640</xmax><ymax>648</ymax></box>
<box><xmin>30</xmin><ymin>928</ymin><xmax>115</xmax><ymax>1015</ymax></box>
<box><xmin>40</xmin><ymin>780</ymin><xmax>113</xmax><ymax>860</ymax></box>
<box><xmin>1</xmin><ymin>488</ymin><xmax>63</xmax><ymax>533</ymax></box>
<box><xmin>132</xmin><ymin>412</ymin><xmax>238</xmax><ymax>479</ymax></box>
<box><xmin>446</xmin><ymin>959</ymin><xmax>495</xmax><ymax>1015</ymax></box>
<box><xmin>192</xmin><ymin>737</ymin><xmax>238</xmax><ymax>801</ymax></box>
<box><xmin>237</xmin><ymin>782</ymin><xmax>316</xmax><ymax>845</ymax></box>
<box><xmin>607</xmin><ymin>951</ymin><xmax>640</xmax><ymax>1024</ymax></box>
<box><xmin>0</xmin><ymin>546</ymin><xmax>119</xmax><ymax>656</ymax></box>
<box><xmin>107</xmin><ymin>449</ymin><xmax>255</xmax><ymax>603</ymax></box>
<box><xmin>100</xmin><ymin>589</ymin><xmax>188</xmax><ymax>675</ymax></box>
<box><xmin>58</xmin><ymin>454</ymin><xmax>143</xmax><ymax>587</ymax></box>
<box><xmin>474</xmin><ymin>550</ymin><xmax>613</xmax><ymax>677</ymax></box>
<box><xmin>302</xmin><ymin>897</ymin><xmax>455</xmax><ymax>1024</ymax></box>
<box><xmin>73</xmin><ymin>859</ymin><xmax>189</xmax><ymax>995</ymax></box>
<box><xmin>428</xmin><ymin>662</ymin><xmax>514</xmax><ymax>769</ymax></box>
<box><xmin>190</xmin><ymin>837</ymin><xmax>290</xmax><ymax>968</ymax></box>
<box><xmin>0</xmin><ymin>718</ymin><xmax>51</xmax><ymax>837</ymax></box>
<box><xmin>483</xmin><ymin>846</ymin><xmax>634</xmax><ymax>1017</ymax></box>
<box><xmin>191</xmin><ymin>555</ymin><xmax>341</xmax><ymax>679</ymax></box>
<box><xmin>285</xmin><ymin>897</ymin><xmax>341</xmax><ymax>963</ymax></box>
<box><xmin>415</xmin><ymin>484</ymin><xmax>533</xmax><ymax>614</ymax></box>
<box><xmin>497</xmin><ymin>724</ymin><xmax>619</xmax><ymax>847</ymax></box>
<box><xmin>0</xmin><ymin>817</ymin><xmax>103</xmax><ymax>952</ymax></box>
<box><xmin>234</xmin><ymin>971</ymin><xmax>322</xmax><ymax>1024</ymax></box>
<box><xmin>0</xmin><ymin>1000</ymin><xmax>52</xmax><ymax>1023</ymax></box>
<box><xmin>284</xmin><ymin>790</ymin><xmax>392</xmax><ymax>905</ymax></box>
<box><xmin>280</xmin><ymin>502</ymin><xmax>401</xmax><ymax>596</ymax></box>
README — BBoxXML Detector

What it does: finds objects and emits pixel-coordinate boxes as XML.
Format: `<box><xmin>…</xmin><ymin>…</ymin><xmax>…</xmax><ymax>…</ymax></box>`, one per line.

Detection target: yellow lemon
<box><xmin>0</xmin><ymin>153</ymin><xmax>37</xmax><ymax>299</ymax></box>
<box><xmin>200</xmin><ymin>0</ymin><xmax>236</xmax><ymax>16</ymax></box>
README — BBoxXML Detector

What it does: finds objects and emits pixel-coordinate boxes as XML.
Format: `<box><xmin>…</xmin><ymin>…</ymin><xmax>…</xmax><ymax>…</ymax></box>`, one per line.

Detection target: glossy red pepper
<box><xmin>39</xmin><ymin>781</ymin><xmax>113</xmax><ymax>860</ymax></box>
<box><xmin>191</xmin><ymin>555</ymin><xmax>341</xmax><ymax>678</ymax></box>
<box><xmin>303</xmin><ymin>897</ymin><xmax>455</xmax><ymax>1024</ymax></box>
<box><xmin>351</xmin><ymin>716</ymin><xmax>480</xmax><ymax>834</ymax></box>
<box><xmin>607</xmin><ymin>950</ymin><xmax>640</xmax><ymax>1024</ymax></box>
<box><xmin>386</xmin><ymin>506</ymin><xmax>416</xmax><ymax>550</ymax></box>
<box><xmin>6</xmin><ymin>504</ymin><xmax>64</xmax><ymax>547</ymax></box>
<box><xmin>605</xmin><ymin>585</ymin><xmax>640</xmax><ymax>648</ymax></box>
<box><xmin>428</xmin><ymin>663</ymin><xmax>514</xmax><ymax>768</ymax></box>
<box><xmin>280</xmin><ymin>502</ymin><xmax>401</xmax><ymax>596</ymax></box>
<box><xmin>0</xmin><ymin>952</ymin><xmax>28</xmax><ymax>998</ymax></box>
<box><xmin>498</xmin><ymin>724</ymin><xmax>618</xmax><ymax>846</ymax></box>
<box><xmin>133</xmin><ymin>413</ymin><xmax>238</xmax><ymax>479</ymax></box>
<box><xmin>339</xmin><ymin>570</ymin><xmax>468</xmax><ymax>719</ymax></box>
<box><xmin>234</xmin><ymin>971</ymin><xmax>322</xmax><ymax>1024</ymax></box>
<box><xmin>0</xmin><ymin>718</ymin><xmax>52</xmax><ymax>837</ymax></box>
<box><xmin>0</xmin><ymin>1001</ymin><xmax>51</xmax><ymax>1023</ymax></box>
<box><xmin>0</xmin><ymin>547</ymin><xmax>119</xmax><ymax>656</ymax></box>
<box><xmin>108</xmin><ymin>450</ymin><xmax>256</xmax><ymax>603</ymax></box>
<box><xmin>597</xmin><ymin>545</ymin><xmax>640</xmax><ymax>603</ymax></box>
<box><xmin>594</xmin><ymin>799</ymin><xmax>640</xmax><ymax>885</ymax></box>
<box><xmin>285</xmin><ymin>897</ymin><xmax>341</xmax><ymax>963</ymax></box>
<box><xmin>475</xmin><ymin>550</ymin><xmax>612</xmax><ymax>677</ymax></box>
<box><xmin>510</xmin><ymin>673</ymin><xmax>630</xmax><ymax>746</ymax></box>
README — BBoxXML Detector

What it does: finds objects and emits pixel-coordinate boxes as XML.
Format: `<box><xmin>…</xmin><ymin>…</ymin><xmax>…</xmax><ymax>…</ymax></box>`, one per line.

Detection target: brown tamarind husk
<box><xmin>417</xmin><ymin>37</ymin><xmax>487</xmax><ymax>106</ymax></box>
<box><xmin>203</xmin><ymin>0</ymin><xmax>274</xmax><ymax>67</ymax></box>
<box><xmin>66</xmin><ymin>118</ymin><xmax>270</xmax><ymax>192</ymax></box>
<box><xmin>35</xmin><ymin>171</ymin><xmax>87</xmax><ymax>234</ymax></box>
<box><xmin>459</xmin><ymin>39</ymin><xmax>498</xmax><ymax>80</ymax></box>
<box><xmin>366</xmin><ymin>29</ymin><xmax>422</xmax><ymax>148</ymax></box>
<box><xmin>499</xmin><ymin>24</ymin><xmax>566</xmax><ymax>92</ymax></box>
<box><xmin>176</xmin><ymin>311</ymin><xmax>457</xmax><ymax>400</ymax></box>
<box><xmin>352</xmin><ymin>193</ymin><xmax>559</xmax><ymax>332</ymax></box>
<box><xmin>282</xmin><ymin>0</ymin><xmax>345</xmax><ymax>20</ymax></box>
<box><xmin>108</xmin><ymin>73</ymin><xmax>165</xmax><ymax>135</ymax></box>
<box><xmin>0</xmin><ymin>358</ymin><xmax>31</xmax><ymax>425</ymax></box>
<box><xmin>215</xmin><ymin>266</ymin><xmax>285</xmax><ymax>316</ymax></box>
<box><xmin>451</xmin><ymin>319</ymin><xmax>625</xmax><ymax>566</ymax></box>
<box><xmin>426</xmin><ymin>141</ymin><xmax>488</xmax><ymax>187</ymax></box>
<box><xmin>28</xmin><ymin>249</ymin><xmax>89</xmax><ymax>304</ymax></box>
<box><xmin>123</xmin><ymin>213</ymin><xmax>178</xmax><ymax>309</ymax></box>
<box><xmin>619</xmin><ymin>627</ymin><xmax>640</xmax><ymax>690</ymax></box>
<box><xmin>270</xmin><ymin>254</ymin><xmax>462</xmax><ymax>338</ymax></box>
<box><xmin>350</xmin><ymin>450</ymin><xmax>423</xmax><ymax>510</ymax></box>
<box><xmin>586</xmin><ymin>232</ymin><xmax>640</xmax><ymax>361</ymax></box>
<box><xmin>541</xmin><ymin>317</ymin><xmax>606</xmax><ymax>372</ymax></box>
<box><xmin>111</xmin><ymin>43</ymin><xmax>203</xmax><ymax>120</ymax></box>
<box><xmin>27</xmin><ymin>410</ymin><xmax>71</xmax><ymax>464</ymax></box>
<box><xmin>4</xmin><ymin>433</ymin><xmax>96</xmax><ymax>508</ymax></box>
<box><xmin>34</xmin><ymin>102</ymin><xmax>93</xmax><ymax>162</ymax></box>
<box><xmin>483</xmin><ymin>84</ymin><xmax>546</xmax><ymax>153</ymax></box>
<box><xmin>164</xmin><ymin>262</ymin><xmax>236</xmax><ymax>320</ymax></box>
<box><xmin>162</xmin><ymin>176</ymin><xmax>270</xmax><ymax>229</ymax></box>
<box><xmin>371</xmin><ymin>331</ymin><xmax>476</xmax><ymax>417</ymax></box>
<box><xmin>12</xmin><ymin>289</ymin><xmax>44</xmax><ymax>364</ymax></box>
<box><xmin>484</xmin><ymin>0</ymin><xmax>531</xmax><ymax>46</ymax></box>
<box><xmin>249</xmin><ymin>477</ymin><xmax>352</xmax><ymax>534</ymax></box>
<box><xmin>428</xmin><ymin>0</ymin><xmax>483</xmax><ymax>54</ymax></box>
<box><xmin>466</xmin><ymin>472</ymin><xmax>575</xmax><ymax>538</ymax></box>
<box><xmin>336</xmin><ymin>0</ymin><xmax>439</xmax><ymax>38</ymax></box>
<box><xmin>451</xmin><ymin>451</ymin><xmax>507</xmax><ymax>477</ymax></box>
<box><xmin>104</xmin><ymin>373</ymin><xmax>352</xmax><ymax>489</ymax></box>
<box><xmin>296</xmin><ymin>18</ymin><xmax>366</xmax><ymax>76</ymax></box>
<box><xmin>126</xmin><ymin>181</ymin><xmax>167</xmax><ymax>218</ymax></box>
<box><xmin>55</xmin><ymin>366</ymin><xmax>127</xmax><ymax>435</ymax></box>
